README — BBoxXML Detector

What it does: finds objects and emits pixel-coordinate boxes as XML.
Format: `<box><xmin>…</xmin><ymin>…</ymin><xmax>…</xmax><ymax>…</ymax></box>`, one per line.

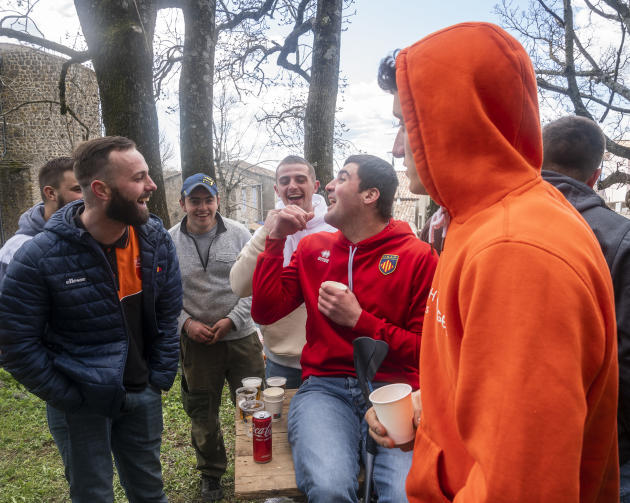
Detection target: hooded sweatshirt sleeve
<box><xmin>353</xmin><ymin>249</ymin><xmax>437</xmax><ymax>367</ymax></box>
<box><xmin>251</xmin><ymin>237</ymin><xmax>303</xmax><ymax>324</ymax></box>
<box><xmin>411</xmin><ymin>242</ymin><xmax>617</xmax><ymax>502</ymax></box>
<box><xmin>230</xmin><ymin>226</ymin><xmax>268</xmax><ymax>298</ymax></box>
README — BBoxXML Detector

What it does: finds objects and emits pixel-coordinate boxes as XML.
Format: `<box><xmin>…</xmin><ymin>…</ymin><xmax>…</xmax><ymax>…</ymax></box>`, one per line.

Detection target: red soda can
<box><xmin>252</xmin><ymin>411</ymin><xmax>272</xmax><ymax>463</ymax></box>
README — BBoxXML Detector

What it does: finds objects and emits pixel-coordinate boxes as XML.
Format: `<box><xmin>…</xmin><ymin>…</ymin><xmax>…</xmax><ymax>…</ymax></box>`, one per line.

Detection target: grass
<box><xmin>0</xmin><ymin>368</ymin><xmax>261</xmax><ymax>503</ymax></box>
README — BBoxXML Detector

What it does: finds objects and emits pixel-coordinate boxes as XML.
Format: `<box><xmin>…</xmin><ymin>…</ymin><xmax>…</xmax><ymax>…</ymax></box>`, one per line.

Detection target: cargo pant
<box><xmin>180</xmin><ymin>332</ymin><xmax>265</xmax><ymax>478</ymax></box>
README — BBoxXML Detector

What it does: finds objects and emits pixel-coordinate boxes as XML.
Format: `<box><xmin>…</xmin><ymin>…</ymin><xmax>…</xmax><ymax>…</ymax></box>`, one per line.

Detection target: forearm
<box><xmin>230</xmin><ymin>227</ymin><xmax>268</xmax><ymax>297</ymax></box>
<box><xmin>251</xmin><ymin>237</ymin><xmax>302</xmax><ymax>324</ymax></box>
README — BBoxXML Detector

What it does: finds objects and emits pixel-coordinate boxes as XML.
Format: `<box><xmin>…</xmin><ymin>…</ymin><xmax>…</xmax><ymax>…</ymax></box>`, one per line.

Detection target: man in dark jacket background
<box><xmin>0</xmin><ymin>136</ymin><xmax>182</xmax><ymax>503</ymax></box>
<box><xmin>542</xmin><ymin>115</ymin><xmax>630</xmax><ymax>501</ymax></box>
<box><xmin>0</xmin><ymin>156</ymin><xmax>82</xmax><ymax>285</ymax></box>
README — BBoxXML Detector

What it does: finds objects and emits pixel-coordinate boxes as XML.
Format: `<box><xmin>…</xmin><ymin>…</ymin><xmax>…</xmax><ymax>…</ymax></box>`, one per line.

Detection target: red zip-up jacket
<box><xmin>251</xmin><ymin>219</ymin><xmax>437</xmax><ymax>387</ymax></box>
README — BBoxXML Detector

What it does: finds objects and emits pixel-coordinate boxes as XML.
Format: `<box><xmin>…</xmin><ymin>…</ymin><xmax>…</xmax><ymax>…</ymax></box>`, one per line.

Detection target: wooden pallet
<box><xmin>234</xmin><ymin>388</ymin><xmax>304</xmax><ymax>500</ymax></box>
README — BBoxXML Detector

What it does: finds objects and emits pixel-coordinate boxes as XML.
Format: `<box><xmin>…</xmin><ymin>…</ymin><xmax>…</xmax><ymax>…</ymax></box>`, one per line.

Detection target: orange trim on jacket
<box><xmin>398</xmin><ymin>23</ymin><xmax>619</xmax><ymax>502</ymax></box>
<box><xmin>115</xmin><ymin>226</ymin><xmax>142</xmax><ymax>301</ymax></box>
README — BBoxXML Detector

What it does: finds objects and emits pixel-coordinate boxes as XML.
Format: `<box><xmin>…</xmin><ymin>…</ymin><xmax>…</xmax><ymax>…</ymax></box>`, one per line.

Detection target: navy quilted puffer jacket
<box><xmin>0</xmin><ymin>200</ymin><xmax>182</xmax><ymax>417</ymax></box>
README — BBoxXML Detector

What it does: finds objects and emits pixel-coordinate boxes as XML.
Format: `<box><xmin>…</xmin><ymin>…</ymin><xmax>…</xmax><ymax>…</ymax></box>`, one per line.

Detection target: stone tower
<box><xmin>0</xmin><ymin>43</ymin><xmax>101</xmax><ymax>244</ymax></box>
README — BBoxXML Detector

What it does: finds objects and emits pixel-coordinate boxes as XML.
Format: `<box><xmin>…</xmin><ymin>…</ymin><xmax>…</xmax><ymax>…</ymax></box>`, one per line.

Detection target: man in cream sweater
<box><xmin>230</xmin><ymin>155</ymin><xmax>335</xmax><ymax>388</ymax></box>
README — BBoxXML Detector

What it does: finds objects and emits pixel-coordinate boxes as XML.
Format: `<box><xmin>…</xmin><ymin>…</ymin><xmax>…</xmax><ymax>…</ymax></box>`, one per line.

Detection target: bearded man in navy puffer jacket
<box><xmin>0</xmin><ymin>136</ymin><xmax>182</xmax><ymax>503</ymax></box>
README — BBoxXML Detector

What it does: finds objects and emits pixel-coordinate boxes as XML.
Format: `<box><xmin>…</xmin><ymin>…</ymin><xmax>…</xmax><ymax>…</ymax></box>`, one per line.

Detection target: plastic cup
<box><xmin>242</xmin><ymin>377</ymin><xmax>263</xmax><ymax>399</ymax></box>
<box><xmin>265</xmin><ymin>376</ymin><xmax>287</xmax><ymax>389</ymax></box>
<box><xmin>369</xmin><ymin>383</ymin><xmax>415</xmax><ymax>445</ymax></box>
<box><xmin>262</xmin><ymin>386</ymin><xmax>285</xmax><ymax>422</ymax></box>
<box><xmin>321</xmin><ymin>280</ymin><xmax>348</xmax><ymax>291</ymax></box>
<box><xmin>235</xmin><ymin>386</ymin><xmax>257</xmax><ymax>420</ymax></box>
<box><xmin>240</xmin><ymin>399</ymin><xmax>265</xmax><ymax>437</ymax></box>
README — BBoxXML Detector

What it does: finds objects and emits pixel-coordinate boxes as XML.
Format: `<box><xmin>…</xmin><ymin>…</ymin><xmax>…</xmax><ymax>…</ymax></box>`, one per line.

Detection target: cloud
<box><xmin>338</xmin><ymin>78</ymin><xmax>397</xmax><ymax>163</ymax></box>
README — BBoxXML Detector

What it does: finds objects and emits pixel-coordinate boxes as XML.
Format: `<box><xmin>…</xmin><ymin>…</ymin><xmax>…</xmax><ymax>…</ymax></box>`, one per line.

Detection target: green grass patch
<box><xmin>0</xmin><ymin>369</ymin><xmax>262</xmax><ymax>503</ymax></box>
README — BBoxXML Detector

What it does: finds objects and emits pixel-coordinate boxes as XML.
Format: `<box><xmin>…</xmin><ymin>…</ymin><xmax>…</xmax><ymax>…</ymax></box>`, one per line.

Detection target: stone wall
<box><xmin>0</xmin><ymin>43</ymin><xmax>101</xmax><ymax>243</ymax></box>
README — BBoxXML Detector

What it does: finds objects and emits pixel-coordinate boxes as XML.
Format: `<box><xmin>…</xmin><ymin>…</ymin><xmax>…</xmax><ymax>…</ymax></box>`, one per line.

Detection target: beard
<box><xmin>55</xmin><ymin>194</ymin><xmax>69</xmax><ymax>212</ymax></box>
<box><xmin>106</xmin><ymin>186</ymin><xmax>150</xmax><ymax>226</ymax></box>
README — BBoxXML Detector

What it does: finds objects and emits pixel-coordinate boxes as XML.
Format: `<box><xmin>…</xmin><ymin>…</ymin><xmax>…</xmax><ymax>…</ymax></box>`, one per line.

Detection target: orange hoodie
<box><xmin>398</xmin><ymin>23</ymin><xmax>619</xmax><ymax>502</ymax></box>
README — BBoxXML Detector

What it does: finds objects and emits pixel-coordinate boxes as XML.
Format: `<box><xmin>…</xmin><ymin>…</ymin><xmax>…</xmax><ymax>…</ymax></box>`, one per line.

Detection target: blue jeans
<box><xmin>47</xmin><ymin>386</ymin><xmax>167</xmax><ymax>503</ymax></box>
<box><xmin>265</xmin><ymin>358</ymin><xmax>303</xmax><ymax>389</ymax></box>
<box><xmin>622</xmin><ymin>460</ymin><xmax>630</xmax><ymax>502</ymax></box>
<box><xmin>288</xmin><ymin>376</ymin><xmax>412</xmax><ymax>503</ymax></box>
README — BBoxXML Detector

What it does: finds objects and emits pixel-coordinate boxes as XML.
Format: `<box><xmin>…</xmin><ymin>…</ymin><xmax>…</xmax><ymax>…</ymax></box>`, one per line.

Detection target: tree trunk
<box><xmin>303</xmin><ymin>0</ymin><xmax>341</xmax><ymax>187</ymax></box>
<box><xmin>179</xmin><ymin>0</ymin><xmax>217</xmax><ymax>180</ymax></box>
<box><xmin>74</xmin><ymin>0</ymin><xmax>170</xmax><ymax>226</ymax></box>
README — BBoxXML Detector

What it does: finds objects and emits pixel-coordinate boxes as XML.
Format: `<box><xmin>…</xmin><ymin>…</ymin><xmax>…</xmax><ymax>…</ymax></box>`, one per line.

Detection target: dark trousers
<box><xmin>47</xmin><ymin>386</ymin><xmax>166</xmax><ymax>503</ymax></box>
<box><xmin>180</xmin><ymin>332</ymin><xmax>265</xmax><ymax>478</ymax></box>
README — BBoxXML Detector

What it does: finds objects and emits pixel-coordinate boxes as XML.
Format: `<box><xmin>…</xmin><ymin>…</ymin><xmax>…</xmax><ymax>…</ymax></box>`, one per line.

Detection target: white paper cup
<box><xmin>321</xmin><ymin>280</ymin><xmax>348</xmax><ymax>291</ymax></box>
<box><xmin>369</xmin><ymin>383</ymin><xmax>415</xmax><ymax>445</ymax></box>
<box><xmin>266</xmin><ymin>376</ymin><xmax>287</xmax><ymax>389</ymax></box>
<box><xmin>262</xmin><ymin>386</ymin><xmax>285</xmax><ymax>422</ymax></box>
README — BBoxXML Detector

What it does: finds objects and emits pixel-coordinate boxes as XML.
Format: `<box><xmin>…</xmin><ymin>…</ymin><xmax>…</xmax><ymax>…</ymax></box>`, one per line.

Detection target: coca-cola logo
<box><xmin>253</xmin><ymin>424</ymin><xmax>272</xmax><ymax>438</ymax></box>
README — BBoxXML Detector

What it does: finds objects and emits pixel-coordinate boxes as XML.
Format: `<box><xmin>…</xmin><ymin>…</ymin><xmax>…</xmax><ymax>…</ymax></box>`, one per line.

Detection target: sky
<box><xmin>1</xmin><ymin>0</ymin><xmax>530</xmax><ymax>173</ymax></box>
<box><xmin>338</xmin><ymin>0</ymin><xmax>527</xmax><ymax>170</ymax></box>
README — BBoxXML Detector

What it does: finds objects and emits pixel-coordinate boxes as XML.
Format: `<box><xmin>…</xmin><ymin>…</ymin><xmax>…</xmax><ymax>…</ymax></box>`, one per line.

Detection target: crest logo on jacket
<box><xmin>318</xmin><ymin>250</ymin><xmax>331</xmax><ymax>263</ymax></box>
<box><xmin>378</xmin><ymin>254</ymin><xmax>399</xmax><ymax>275</ymax></box>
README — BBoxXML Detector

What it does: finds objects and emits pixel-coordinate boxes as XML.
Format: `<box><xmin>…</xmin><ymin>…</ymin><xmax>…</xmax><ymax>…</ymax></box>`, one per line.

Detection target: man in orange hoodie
<box><xmin>367</xmin><ymin>23</ymin><xmax>619</xmax><ymax>502</ymax></box>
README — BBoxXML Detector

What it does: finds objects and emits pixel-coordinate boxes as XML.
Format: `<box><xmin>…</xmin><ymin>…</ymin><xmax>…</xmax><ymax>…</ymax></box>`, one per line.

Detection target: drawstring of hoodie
<box><xmin>429</xmin><ymin>207</ymin><xmax>450</xmax><ymax>250</ymax></box>
<box><xmin>348</xmin><ymin>246</ymin><xmax>357</xmax><ymax>290</ymax></box>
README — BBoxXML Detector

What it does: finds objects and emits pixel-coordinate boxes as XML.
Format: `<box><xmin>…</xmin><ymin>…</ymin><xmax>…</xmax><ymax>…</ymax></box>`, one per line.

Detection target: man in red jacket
<box><xmin>251</xmin><ymin>154</ymin><xmax>437</xmax><ymax>502</ymax></box>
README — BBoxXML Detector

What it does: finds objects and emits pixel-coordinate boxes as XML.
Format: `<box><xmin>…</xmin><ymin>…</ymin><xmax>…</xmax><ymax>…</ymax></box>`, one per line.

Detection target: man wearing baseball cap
<box><xmin>169</xmin><ymin>173</ymin><xmax>264</xmax><ymax>501</ymax></box>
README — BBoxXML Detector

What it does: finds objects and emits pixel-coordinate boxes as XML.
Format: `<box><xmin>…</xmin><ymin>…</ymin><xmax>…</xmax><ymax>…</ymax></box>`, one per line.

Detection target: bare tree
<box><xmin>220</xmin><ymin>0</ymin><xmax>352</xmax><ymax>185</ymax></box>
<box><xmin>496</xmin><ymin>0</ymin><xmax>630</xmax><ymax>194</ymax></box>
<box><xmin>212</xmin><ymin>87</ymin><xmax>271</xmax><ymax>219</ymax></box>
<box><xmin>153</xmin><ymin>0</ymin><xmax>277</xmax><ymax>180</ymax></box>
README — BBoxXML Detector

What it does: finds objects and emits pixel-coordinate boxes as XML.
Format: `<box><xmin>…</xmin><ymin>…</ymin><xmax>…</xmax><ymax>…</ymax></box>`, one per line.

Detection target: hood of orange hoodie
<box><xmin>396</xmin><ymin>22</ymin><xmax>542</xmax><ymax>223</ymax></box>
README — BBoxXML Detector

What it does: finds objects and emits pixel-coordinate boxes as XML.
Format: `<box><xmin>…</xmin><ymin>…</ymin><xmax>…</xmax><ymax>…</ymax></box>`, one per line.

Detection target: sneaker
<box><xmin>201</xmin><ymin>475</ymin><xmax>224</xmax><ymax>502</ymax></box>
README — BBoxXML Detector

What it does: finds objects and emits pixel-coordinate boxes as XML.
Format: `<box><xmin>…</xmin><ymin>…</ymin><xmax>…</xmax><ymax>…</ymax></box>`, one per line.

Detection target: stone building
<box><xmin>222</xmin><ymin>161</ymin><xmax>276</xmax><ymax>231</ymax></box>
<box><xmin>599</xmin><ymin>144</ymin><xmax>630</xmax><ymax>217</ymax></box>
<box><xmin>392</xmin><ymin>170</ymin><xmax>430</xmax><ymax>235</ymax></box>
<box><xmin>0</xmin><ymin>43</ymin><xmax>101</xmax><ymax>244</ymax></box>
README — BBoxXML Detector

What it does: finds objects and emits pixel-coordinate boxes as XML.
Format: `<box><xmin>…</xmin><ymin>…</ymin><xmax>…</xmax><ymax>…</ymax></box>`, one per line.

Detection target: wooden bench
<box><xmin>234</xmin><ymin>388</ymin><xmax>304</xmax><ymax>500</ymax></box>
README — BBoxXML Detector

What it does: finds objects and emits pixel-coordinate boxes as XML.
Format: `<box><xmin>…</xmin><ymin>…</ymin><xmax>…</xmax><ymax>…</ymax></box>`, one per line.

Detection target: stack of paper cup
<box><xmin>241</xmin><ymin>377</ymin><xmax>262</xmax><ymax>399</ymax></box>
<box><xmin>369</xmin><ymin>383</ymin><xmax>415</xmax><ymax>445</ymax></box>
<box><xmin>262</xmin><ymin>386</ymin><xmax>285</xmax><ymax>422</ymax></box>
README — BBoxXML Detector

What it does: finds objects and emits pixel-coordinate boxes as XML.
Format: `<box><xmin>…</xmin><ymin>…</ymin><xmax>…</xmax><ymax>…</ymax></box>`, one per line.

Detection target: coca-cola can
<box><xmin>252</xmin><ymin>411</ymin><xmax>272</xmax><ymax>463</ymax></box>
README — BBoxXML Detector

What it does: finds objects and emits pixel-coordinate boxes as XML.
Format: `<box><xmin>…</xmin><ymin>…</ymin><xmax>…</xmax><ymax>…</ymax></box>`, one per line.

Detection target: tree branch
<box><xmin>1</xmin><ymin>99</ymin><xmax>90</xmax><ymax>139</ymax></box>
<box><xmin>583</xmin><ymin>0</ymin><xmax>621</xmax><ymax>21</ymax></box>
<box><xmin>217</xmin><ymin>0</ymin><xmax>276</xmax><ymax>32</ymax></box>
<box><xmin>537</xmin><ymin>77</ymin><xmax>630</xmax><ymax>113</ymax></box>
<box><xmin>59</xmin><ymin>54</ymin><xmax>91</xmax><ymax>116</ymax></box>
<box><xmin>0</xmin><ymin>27</ymin><xmax>89</xmax><ymax>60</ymax></box>
<box><xmin>598</xmin><ymin>169</ymin><xmax>630</xmax><ymax>189</ymax></box>
<box><xmin>537</xmin><ymin>0</ymin><xmax>564</xmax><ymax>26</ymax></box>
<box><xmin>156</xmin><ymin>0</ymin><xmax>182</xmax><ymax>9</ymax></box>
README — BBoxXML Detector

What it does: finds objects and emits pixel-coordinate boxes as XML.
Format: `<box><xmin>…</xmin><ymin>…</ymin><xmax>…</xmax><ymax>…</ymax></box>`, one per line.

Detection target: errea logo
<box><xmin>318</xmin><ymin>250</ymin><xmax>331</xmax><ymax>263</ymax></box>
